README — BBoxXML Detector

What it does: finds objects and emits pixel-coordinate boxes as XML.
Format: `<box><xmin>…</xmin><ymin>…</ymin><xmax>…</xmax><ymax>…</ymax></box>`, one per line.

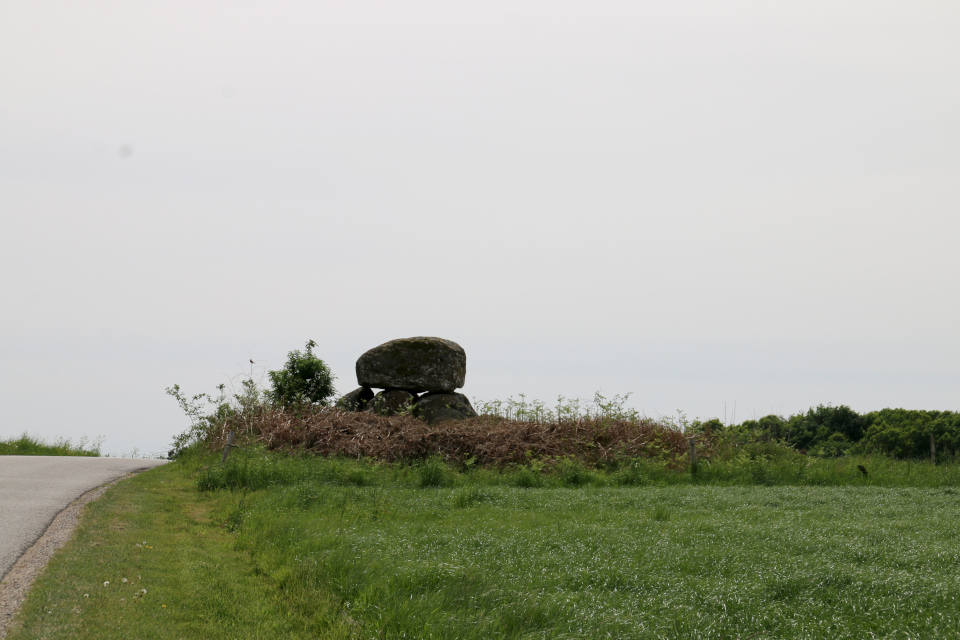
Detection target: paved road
<box><xmin>0</xmin><ymin>456</ymin><xmax>169</xmax><ymax>580</ymax></box>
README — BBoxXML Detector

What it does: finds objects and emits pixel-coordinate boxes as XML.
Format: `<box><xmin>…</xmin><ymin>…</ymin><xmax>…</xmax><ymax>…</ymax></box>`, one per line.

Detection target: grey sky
<box><xmin>2</xmin><ymin>1</ymin><xmax>958</xmax><ymax>456</ymax></box>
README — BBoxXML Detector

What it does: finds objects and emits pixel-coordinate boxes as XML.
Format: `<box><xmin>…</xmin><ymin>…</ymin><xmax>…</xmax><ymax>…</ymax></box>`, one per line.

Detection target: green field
<box><xmin>9</xmin><ymin>450</ymin><xmax>960</xmax><ymax>639</ymax></box>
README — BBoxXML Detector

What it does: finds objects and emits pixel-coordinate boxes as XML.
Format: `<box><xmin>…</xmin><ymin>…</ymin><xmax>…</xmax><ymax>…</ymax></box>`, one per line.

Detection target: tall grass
<box><xmin>0</xmin><ymin>432</ymin><xmax>102</xmax><ymax>456</ymax></box>
<box><xmin>198</xmin><ymin>445</ymin><xmax>960</xmax><ymax>495</ymax></box>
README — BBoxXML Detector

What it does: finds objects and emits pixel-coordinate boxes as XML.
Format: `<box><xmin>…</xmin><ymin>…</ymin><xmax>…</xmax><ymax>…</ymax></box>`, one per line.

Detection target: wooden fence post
<box><xmin>221</xmin><ymin>430</ymin><xmax>236</xmax><ymax>464</ymax></box>
<box><xmin>930</xmin><ymin>433</ymin><xmax>936</xmax><ymax>465</ymax></box>
<box><xmin>688</xmin><ymin>437</ymin><xmax>698</xmax><ymax>475</ymax></box>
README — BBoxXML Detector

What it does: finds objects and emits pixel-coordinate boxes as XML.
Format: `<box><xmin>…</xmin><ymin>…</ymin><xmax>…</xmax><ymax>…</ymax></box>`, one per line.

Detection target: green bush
<box><xmin>267</xmin><ymin>340</ymin><xmax>336</xmax><ymax>409</ymax></box>
<box><xmin>785</xmin><ymin>404</ymin><xmax>871</xmax><ymax>450</ymax></box>
<box><xmin>716</xmin><ymin>405</ymin><xmax>960</xmax><ymax>461</ymax></box>
<box><xmin>809</xmin><ymin>432</ymin><xmax>853</xmax><ymax>458</ymax></box>
<box><xmin>855</xmin><ymin>409</ymin><xmax>960</xmax><ymax>459</ymax></box>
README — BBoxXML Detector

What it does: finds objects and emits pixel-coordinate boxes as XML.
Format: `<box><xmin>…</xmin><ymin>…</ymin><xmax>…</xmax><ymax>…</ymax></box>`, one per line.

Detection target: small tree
<box><xmin>267</xmin><ymin>340</ymin><xmax>336</xmax><ymax>409</ymax></box>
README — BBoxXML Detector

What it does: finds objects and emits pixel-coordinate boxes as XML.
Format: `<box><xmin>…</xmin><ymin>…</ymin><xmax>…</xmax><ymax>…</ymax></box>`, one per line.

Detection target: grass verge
<box><xmin>4</xmin><ymin>460</ymin><xmax>337</xmax><ymax>640</ymax></box>
<box><xmin>0</xmin><ymin>434</ymin><xmax>101</xmax><ymax>457</ymax></box>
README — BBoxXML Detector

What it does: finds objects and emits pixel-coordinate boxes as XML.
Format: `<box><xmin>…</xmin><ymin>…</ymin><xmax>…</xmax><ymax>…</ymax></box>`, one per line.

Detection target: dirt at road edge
<box><xmin>0</xmin><ymin>472</ymin><xmax>143</xmax><ymax>639</ymax></box>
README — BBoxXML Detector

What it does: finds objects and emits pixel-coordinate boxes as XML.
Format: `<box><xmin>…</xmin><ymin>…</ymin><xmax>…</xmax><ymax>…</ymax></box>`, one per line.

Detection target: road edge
<box><xmin>0</xmin><ymin>469</ymin><xmax>153</xmax><ymax>639</ymax></box>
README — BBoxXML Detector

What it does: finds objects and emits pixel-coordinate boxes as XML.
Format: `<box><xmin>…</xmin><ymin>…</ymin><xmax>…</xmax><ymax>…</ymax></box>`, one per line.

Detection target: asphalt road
<box><xmin>0</xmin><ymin>456</ymin><xmax>168</xmax><ymax>580</ymax></box>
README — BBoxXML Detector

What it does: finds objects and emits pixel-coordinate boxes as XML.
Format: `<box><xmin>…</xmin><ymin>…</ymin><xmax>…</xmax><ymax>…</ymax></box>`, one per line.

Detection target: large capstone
<box><xmin>356</xmin><ymin>337</ymin><xmax>466</xmax><ymax>392</ymax></box>
<box><xmin>413</xmin><ymin>392</ymin><xmax>478</xmax><ymax>424</ymax></box>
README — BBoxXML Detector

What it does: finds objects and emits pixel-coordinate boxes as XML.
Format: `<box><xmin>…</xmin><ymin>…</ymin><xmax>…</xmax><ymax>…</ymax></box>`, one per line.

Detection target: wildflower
<box><xmin>103</xmin><ymin>581</ymin><xmax>109</xmax><ymax>587</ymax></box>
<box><xmin>122</xmin><ymin>577</ymin><xmax>128</xmax><ymax>583</ymax></box>
<box><xmin>84</xmin><ymin>594</ymin><xmax>89</xmax><ymax>598</ymax></box>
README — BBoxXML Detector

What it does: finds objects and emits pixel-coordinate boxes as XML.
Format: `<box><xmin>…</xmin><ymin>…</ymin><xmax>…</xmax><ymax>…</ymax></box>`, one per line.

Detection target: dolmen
<box><xmin>336</xmin><ymin>337</ymin><xmax>478</xmax><ymax>424</ymax></box>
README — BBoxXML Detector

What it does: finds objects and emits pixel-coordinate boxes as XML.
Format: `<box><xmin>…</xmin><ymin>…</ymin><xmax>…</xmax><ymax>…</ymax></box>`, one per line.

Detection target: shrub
<box><xmin>267</xmin><ymin>340</ymin><xmax>336</xmax><ymax>409</ymax></box>
<box><xmin>855</xmin><ymin>409</ymin><xmax>960</xmax><ymax>459</ymax></box>
<box><xmin>785</xmin><ymin>404</ymin><xmax>871</xmax><ymax>450</ymax></box>
<box><xmin>810</xmin><ymin>432</ymin><xmax>853</xmax><ymax>458</ymax></box>
<box><xmin>166</xmin><ymin>383</ymin><xmax>233</xmax><ymax>458</ymax></box>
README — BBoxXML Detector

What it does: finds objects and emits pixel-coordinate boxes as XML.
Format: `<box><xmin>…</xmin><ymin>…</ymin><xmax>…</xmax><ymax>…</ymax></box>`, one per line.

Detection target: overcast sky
<box><xmin>2</xmin><ymin>1</ymin><xmax>958</xmax><ymax>456</ymax></box>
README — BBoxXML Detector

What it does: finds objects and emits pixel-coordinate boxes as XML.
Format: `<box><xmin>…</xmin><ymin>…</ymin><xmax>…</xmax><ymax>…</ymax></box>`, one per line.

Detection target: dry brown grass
<box><xmin>215</xmin><ymin>407</ymin><xmax>707</xmax><ymax>468</ymax></box>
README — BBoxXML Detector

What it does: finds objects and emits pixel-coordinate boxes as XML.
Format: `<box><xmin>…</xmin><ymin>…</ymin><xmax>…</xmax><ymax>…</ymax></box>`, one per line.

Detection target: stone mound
<box><xmin>337</xmin><ymin>337</ymin><xmax>476</xmax><ymax>424</ymax></box>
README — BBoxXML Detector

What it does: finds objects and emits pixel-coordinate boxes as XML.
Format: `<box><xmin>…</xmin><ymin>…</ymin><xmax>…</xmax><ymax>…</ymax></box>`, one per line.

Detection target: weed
<box><xmin>652</xmin><ymin>504</ymin><xmax>672</xmax><ymax>521</ymax></box>
<box><xmin>513</xmin><ymin>466</ymin><xmax>545</xmax><ymax>488</ymax></box>
<box><xmin>556</xmin><ymin>457</ymin><xmax>592</xmax><ymax>487</ymax></box>
<box><xmin>418</xmin><ymin>456</ymin><xmax>453</xmax><ymax>488</ymax></box>
<box><xmin>451</xmin><ymin>486</ymin><xmax>488</xmax><ymax>508</ymax></box>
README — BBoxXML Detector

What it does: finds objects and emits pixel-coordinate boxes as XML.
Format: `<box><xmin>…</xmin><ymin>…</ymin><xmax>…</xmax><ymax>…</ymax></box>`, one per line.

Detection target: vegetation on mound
<box><xmin>0</xmin><ymin>433</ymin><xmax>102</xmax><ymax>456</ymax></box>
<box><xmin>217</xmin><ymin>407</ymin><xmax>693</xmax><ymax>468</ymax></box>
<box><xmin>167</xmin><ymin>343</ymin><xmax>960</xmax><ymax>470</ymax></box>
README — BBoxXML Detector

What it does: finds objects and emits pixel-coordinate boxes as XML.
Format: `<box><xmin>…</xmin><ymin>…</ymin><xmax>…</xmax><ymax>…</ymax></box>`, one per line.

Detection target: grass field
<box><xmin>9</xmin><ymin>450</ymin><xmax>960</xmax><ymax>639</ymax></box>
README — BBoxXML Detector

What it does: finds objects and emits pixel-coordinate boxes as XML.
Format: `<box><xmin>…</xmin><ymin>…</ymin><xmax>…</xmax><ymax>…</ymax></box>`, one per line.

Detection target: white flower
<box><xmin>103</xmin><ymin>581</ymin><xmax>109</xmax><ymax>587</ymax></box>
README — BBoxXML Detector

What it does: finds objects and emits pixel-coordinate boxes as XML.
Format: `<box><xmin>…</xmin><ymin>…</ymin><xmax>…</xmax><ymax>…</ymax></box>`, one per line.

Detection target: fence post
<box><xmin>221</xmin><ymin>430</ymin><xmax>236</xmax><ymax>464</ymax></box>
<box><xmin>688</xmin><ymin>437</ymin><xmax>698</xmax><ymax>476</ymax></box>
<box><xmin>930</xmin><ymin>433</ymin><xmax>936</xmax><ymax>465</ymax></box>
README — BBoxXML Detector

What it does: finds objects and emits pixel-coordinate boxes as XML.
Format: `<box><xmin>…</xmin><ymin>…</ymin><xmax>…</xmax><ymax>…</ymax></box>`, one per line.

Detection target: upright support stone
<box><xmin>413</xmin><ymin>392</ymin><xmax>478</xmax><ymax>424</ymax></box>
<box><xmin>336</xmin><ymin>386</ymin><xmax>375</xmax><ymax>412</ymax></box>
